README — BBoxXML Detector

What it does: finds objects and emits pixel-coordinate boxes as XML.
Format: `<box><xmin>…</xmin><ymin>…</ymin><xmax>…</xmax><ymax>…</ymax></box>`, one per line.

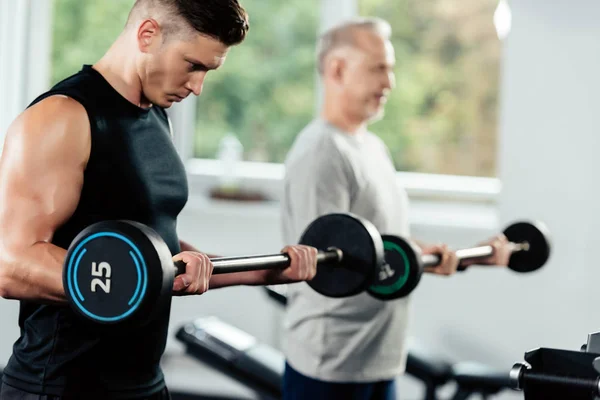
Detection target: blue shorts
<box><xmin>283</xmin><ymin>362</ymin><xmax>397</xmax><ymax>400</ymax></box>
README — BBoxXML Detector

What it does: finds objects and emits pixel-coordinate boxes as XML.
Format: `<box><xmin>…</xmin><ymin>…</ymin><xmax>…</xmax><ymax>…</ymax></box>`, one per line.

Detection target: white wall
<box><xmin>403</xmin><ymin>0</ymin><xmax>600</xmax><ymax>396</ymax></box>
<box><xmin>497</xmin><ymin>0</ymin><xmax>600</xmax><ymax>375</ymax></box>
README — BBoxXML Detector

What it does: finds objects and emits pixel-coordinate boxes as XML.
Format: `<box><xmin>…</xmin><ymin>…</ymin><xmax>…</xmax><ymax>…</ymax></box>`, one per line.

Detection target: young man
<box><xmin>281</xmin><ymin>17</ymin><xmax>512</xmax><ymax>400</ymax></box>
<box><xmin>0</xmin><ymin>1</ymin><xmax>318</xmax><ymax>399</ymax></box>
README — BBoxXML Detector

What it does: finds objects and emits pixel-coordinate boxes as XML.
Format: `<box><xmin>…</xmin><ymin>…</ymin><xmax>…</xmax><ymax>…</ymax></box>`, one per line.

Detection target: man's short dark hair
<box><xmin>128</xmin><ymin>0</ymin><xmax>249</xmax><ymax>46</ymax></box>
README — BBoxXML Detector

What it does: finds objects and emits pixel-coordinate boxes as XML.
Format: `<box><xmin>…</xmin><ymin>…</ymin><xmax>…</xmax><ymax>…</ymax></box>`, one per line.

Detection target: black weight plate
<box><xmin>299</xmin><ymin>213</ymin><xmax>383</xmax><ymax>298</ymax></box>
<box><xmin>63</xmin><ymin>220</ymin><xmax>172</xmax><ymax>327</ymax></box>
<box><xmin>503</xmin><ymin>221</ymin><xmax>551</xmax><ymax>273</ymax></box>
<box><xmin>368</xmin><ymin>235</ymin><xmax>423</xmax><ymax>300</ymax></box>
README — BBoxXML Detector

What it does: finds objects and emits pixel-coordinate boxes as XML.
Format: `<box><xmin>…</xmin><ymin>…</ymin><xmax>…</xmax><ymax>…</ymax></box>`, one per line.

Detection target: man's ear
<box><xmin>137</xmin><ymin>19</ymin><xmax>163</xmax><ymax>53</ymax></box>
<box><xmin>326</xmin><ymin>56</ymin><xmax>346</xmax><ymax>85</ymax></box>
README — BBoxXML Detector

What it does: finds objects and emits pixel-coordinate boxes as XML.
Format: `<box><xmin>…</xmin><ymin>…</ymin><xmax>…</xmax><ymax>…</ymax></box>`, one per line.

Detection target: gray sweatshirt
<box><xmin>281</xmin><ymin>118</ymin><xmax>412</xmax><ymax>382</ymax></box>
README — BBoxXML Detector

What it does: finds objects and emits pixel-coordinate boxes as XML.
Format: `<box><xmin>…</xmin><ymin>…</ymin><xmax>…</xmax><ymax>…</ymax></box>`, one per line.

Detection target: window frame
<box><xmin>0</xmin><ymin>0</ymin><xmax>53</xmax><ymax>155</ymax></box>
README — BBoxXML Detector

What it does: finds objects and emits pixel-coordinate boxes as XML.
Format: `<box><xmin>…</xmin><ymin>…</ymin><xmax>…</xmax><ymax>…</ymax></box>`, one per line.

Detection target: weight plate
<box><xmin>299</xmin><ymin>213</ymin><xmax>383</xmax><ymax>298</ymax></box>
<box><xmin>63</xmin><ymin>220</ymin><xmax>171</xmax><ymax>326</ymax></box>
<box><xmin>368</xmin><ymin>235</ymin><xmax>423</xmax><ymax>300</ymax></box>
<box><xmin>504</xmin><ymin>221</ymin><xmax>551</xmax><ymax>273</ymax></box>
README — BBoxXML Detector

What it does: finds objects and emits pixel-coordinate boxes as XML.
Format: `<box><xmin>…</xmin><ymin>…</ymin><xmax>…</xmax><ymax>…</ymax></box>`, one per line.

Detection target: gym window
<box><xmin>45</xmin><ymin>0</ymin><xmax>502</xmax><ymax>203</ymax></box>
<box><xmin>359</xmin><ymin>0</ymin><xmax>503</xmax><ymax>178</ymax></box>
<box><xmin>50</xmin><ymin>0</ymin><xmax>133</xmax><ymax>87</ymax></box>
<box><xmin>192</xmin><ymin>0</ymin><xmax>319</xmax><ymax>164</ymax></box>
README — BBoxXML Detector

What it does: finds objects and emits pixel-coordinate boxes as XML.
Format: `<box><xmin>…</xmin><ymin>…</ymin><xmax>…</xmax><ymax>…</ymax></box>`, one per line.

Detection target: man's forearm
<box><xmin>209</xmin><ymin>270</ymin><xmax>268</xmax><ymax>289</ymax></box>
<box><xmin>178</xmin><ymin>239</ymin><xmax>267</xmax><ymax>289</ymax></box>
<box><xmin>0</xmin><ymin>242</ymin><xmax>68</xmax><ymax>304</ymax></box>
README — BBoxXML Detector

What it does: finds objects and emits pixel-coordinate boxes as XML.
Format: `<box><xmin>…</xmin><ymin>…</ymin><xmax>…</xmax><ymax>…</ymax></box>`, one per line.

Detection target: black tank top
<box><xmin>2</xmin><ymin>65</ymin><xmax>189</xmax><ymax>399</ymax></box>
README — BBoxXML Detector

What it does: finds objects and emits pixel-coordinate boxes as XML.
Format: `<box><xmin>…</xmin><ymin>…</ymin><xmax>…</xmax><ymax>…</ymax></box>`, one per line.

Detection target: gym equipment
<box><xmin>449</xmin><ymin>362</ymin><xmax>510</xmax><ymax>400</ymax></box>
<box><xmin>510</xmin><ymin>331</ymin><xmax>600</xmax><ymax>400</ymax></box>
<box><xmin>300</xmin><ymin>213</ymin><xmax>383</xmax><ymax>298</ymax></box>
<box><xmin>406</xmin><ymin>344</ymin><xmax>510</xmax><ymax>400</ymax></box>
<box><xmin>62</xmin><ymin>213</ymin><xmax>383</xmax><ymax>327</ymax></box>
<box><xmin>264</xmin><ymin>284</ymin><xmax>288</xmax><ymax>306</ymax></box>
<box><xmin>176</xmin><ymin>316</ymin><xmax>282</xmax><ymax>400</ymax></box>
<box><xmin>404</xmin><ymin>342</ymin><xmax>453</xmax><ymax>400</ymax></box>
<box><xmin>368</xmin><ymin>220</ymin><xmax>551</xmax><ymax>300</ymax></box>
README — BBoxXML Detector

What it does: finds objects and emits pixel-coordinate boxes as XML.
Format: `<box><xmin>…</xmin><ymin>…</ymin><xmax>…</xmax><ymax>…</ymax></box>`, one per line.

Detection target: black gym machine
<box><xmin>509</xmin><ymin>331</ymin><xmax>600</xmax><ymax>400</ymax></box>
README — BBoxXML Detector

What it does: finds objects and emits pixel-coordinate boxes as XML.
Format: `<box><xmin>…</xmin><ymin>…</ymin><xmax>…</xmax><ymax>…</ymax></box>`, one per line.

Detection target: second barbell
<box><xmin>367</xmin><ymin>220</ymin><xmax>552</xmax><ymax>300</ymax></box>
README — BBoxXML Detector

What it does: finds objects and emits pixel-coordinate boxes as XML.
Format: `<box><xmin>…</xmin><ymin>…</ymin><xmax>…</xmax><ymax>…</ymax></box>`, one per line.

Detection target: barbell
<box><xmin>63</xmin><ymin>213</ymin><xmax>384</xmax><ymax>328</ymax></box>
<box><xmin>367</xmin><ymin>220</ymin><xmax>552</xmax><ymax>300</ymax></box>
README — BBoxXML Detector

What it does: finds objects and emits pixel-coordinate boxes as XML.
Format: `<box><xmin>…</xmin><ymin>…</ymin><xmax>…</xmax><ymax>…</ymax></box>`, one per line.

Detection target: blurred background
<box><xmin>1</xmin><ymin>0</ymin><xmax>600</xmax><ymax>398</ymax></box>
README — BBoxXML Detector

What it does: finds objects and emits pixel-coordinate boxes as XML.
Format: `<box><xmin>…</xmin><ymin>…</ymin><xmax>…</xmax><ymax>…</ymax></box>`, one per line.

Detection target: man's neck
<box><xmin>320</xmin><ymin>108</ymin><xmax>366</xmax><ymax>135</ymax></box>
<box><xmin>93</xmin><ymin>36</ymin><xmax>149</xmax><ymax>108</ymax></box>
<box><xmin>321</xmin><ymin>93</ymin><xmax>366</xmax><ymax>134</ymax></box>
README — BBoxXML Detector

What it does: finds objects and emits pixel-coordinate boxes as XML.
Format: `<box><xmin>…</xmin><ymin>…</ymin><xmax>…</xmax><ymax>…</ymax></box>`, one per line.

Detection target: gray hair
<box><xmin>316</xmin><ymin>17</ymin><xmax>392</xmax><ymax>75</ymax></box>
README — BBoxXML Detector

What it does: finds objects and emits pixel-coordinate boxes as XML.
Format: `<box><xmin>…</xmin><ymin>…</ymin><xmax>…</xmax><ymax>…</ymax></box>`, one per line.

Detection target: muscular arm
<box><xmin>178</xmin><ymin>239</ymin><xmax>267</xmax><ymax>289</ymax></box>
<box><xmin>0</xmin><ymin>96</ymin><xmax>91</xmax><ymax>304</ymax></box>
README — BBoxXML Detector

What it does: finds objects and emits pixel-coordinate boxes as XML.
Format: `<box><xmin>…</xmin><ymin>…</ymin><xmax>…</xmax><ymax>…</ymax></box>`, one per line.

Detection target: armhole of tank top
<box><xmin>166</xmin><ymin>113</ymin><xmax>174</xmax><ymax>138</ymax></box>
<box><xmin>31</xmin><ymin>91</ymin><xmax>94</xmax><ymax>131</ymax></box>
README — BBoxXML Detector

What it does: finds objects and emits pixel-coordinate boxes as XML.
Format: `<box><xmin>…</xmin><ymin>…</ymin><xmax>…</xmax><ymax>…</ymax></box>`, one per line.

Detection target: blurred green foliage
<box><xmin>51</xmin><ymin>0</ymin><xmax>500</xmax><ymax>177</ymax></box>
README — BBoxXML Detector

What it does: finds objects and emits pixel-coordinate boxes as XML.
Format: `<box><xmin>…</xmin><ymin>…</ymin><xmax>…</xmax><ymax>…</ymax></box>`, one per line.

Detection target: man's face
<box><xmin>141</xmin><ymin>30</ymin><xmax>229</xmax><ymax>108</ymax></box>
<box><xmin>339</xmin><ymin>31</ymin><xmax>396</xmax><ymax>123</ymax></box>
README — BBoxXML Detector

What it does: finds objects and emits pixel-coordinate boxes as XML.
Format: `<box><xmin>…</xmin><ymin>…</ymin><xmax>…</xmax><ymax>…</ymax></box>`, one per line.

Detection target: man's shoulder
<box><xmin>287</xmin><ymin>121</ymin><xmax>348</xmax><ymax>166</ymax></box>
<box><xmin>365</xmin><ymin>129</ymin><xmax>386</xmax><ymax>146</ymax></box>
<box><xmin>365</xmin><ymin>130</ymin><xmax>393</xmax><ymax>156</ymax></box>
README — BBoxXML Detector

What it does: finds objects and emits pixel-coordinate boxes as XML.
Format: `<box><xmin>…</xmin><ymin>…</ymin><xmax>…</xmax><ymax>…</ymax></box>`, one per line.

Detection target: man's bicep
<box><xmin>0</xmin><ymin>97</ymin><xmax>91</xmax><ymax>249</ymax></box>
